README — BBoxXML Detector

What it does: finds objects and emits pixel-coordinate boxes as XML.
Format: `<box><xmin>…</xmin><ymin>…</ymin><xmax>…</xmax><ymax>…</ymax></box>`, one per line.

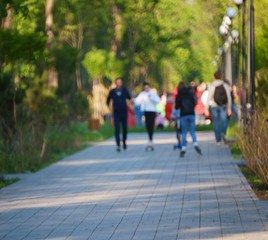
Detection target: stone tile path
<box><xmin>1</xmin><ymin>132</ymin><xmax>268</xmax><ymax>240</ymax></box>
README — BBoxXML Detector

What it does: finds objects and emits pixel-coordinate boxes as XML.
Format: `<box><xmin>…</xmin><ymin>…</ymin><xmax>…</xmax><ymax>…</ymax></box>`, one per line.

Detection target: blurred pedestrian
<box><xmin>106</xmin><ymin>78</ymin><xmax>132</xmax><ymax>152</ymax></box>
<box><xmin>165</xmin><ymin>92</ymin><xmax>174</xmax><ymax>123</ymax></box>
<box><xmin>134</xmin><ymin>102</ymin><xmax>144</xmax><ymax>126</ymax></box>
<box><xmin>204</xmin><ymin>71</ymin><xmax>232</xmax><ymax>144</ymax></box>
<box><xmin>175</xmin><ymin>82</ymin><xmax>202</xmax><ymax>157</ymax></box>
<box><xmin>135</xmin><ymin>82</ymin><xmax>160</xmax><ymax>150</ymax></box>
<box><xmin>195</xmin><ymin>83</ymin><xmax>205</xmax><ymax>125</ymax></box>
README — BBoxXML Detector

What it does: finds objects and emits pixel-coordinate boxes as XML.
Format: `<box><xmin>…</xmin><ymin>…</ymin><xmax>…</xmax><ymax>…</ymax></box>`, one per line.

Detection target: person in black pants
<box><xmin>106</xmin><ymin>78</ymin><xmax>131</xmax><ymax>152</ymax></box>
<box><xmin>145</xmin><ymin>112</ymin><xmax>156</xmax><ymax>143</ymax></box>
<box><xmin>135</xmin><ymin>82</ymin><xmax>160</xmax><ymax>149</ymax></box>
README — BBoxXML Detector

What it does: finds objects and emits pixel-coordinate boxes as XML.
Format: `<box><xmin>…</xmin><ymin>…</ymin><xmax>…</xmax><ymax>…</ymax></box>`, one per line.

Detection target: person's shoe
<box><xmin>180</xmin><ymin>150</ymin><xmax>186</xmax><ymax>158</ymax></box>
<box><xmin>116</xmin><ymin>146</ymin><xmax>121</xmax><ymax>152</ymax></box>
<box><xmin>194</xmin><ymin>146</ymin><xmax>202</xmax><ymax>155</ymax></box>
<box><xmin>123</xmin><ymin>142</ymin><xmax>127</xmax><ymax>150</ymax></box>
<box><xmin>221</xmin><ymin>133</ymin><xmax>227</xmax><ymax>144</ymax></box>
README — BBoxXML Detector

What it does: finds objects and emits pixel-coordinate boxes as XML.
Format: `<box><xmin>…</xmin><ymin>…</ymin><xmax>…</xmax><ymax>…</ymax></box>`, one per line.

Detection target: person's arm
<box><xmin>224</xmin><ymin>84</ymin><xmax>232</xmax><ymax>116</ymax></box>
<box><xmin>126</xmin><ymin>88</ymin><xmax>131</xmax><ymax>100</ymax></box>
<box><xmin>106</xmin><ymin>90</ymin><xmax>112</xmax><ymax>106</ymax></box>
<box><xmin>134</xmin><ymin>92</ymin><xmax>143</xmax><ymax>105</ymax></box>
<box><xmin>175</xmin><ymin>94</ymin><xmax>180</xmax><ymax>110</ymax></box>
<box><xmin>204</xmin><ymin>85</ymin><xmax>213</xmax><ymax>117</ymax></box>
<box><xmin>150</xmin><ymin>91</ymin><xmax>160</xmax><ymax>104</ymax></box>
<box><xmin>193</xmin><ymin>93</ymin><xmax>197</xmax><ymax>106</ymax></box>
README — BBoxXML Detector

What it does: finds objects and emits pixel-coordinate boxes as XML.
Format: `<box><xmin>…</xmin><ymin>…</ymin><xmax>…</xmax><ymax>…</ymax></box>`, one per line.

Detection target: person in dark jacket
<box><xmin>175</xmin><ymin>82</ymin><xmax>202</xmax><ymax>157</ymax></box>
<box><xmin>106</xmin><ymin>78</ymin><xmax>131</xmax><ymax>152</ymax></box>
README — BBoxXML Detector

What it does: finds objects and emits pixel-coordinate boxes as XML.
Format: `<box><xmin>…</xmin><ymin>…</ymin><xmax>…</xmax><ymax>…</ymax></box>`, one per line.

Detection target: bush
<box><xmin>236</xmin><ymin>110</ymin><xmax>268</xmax><ymax>185</ymax></box>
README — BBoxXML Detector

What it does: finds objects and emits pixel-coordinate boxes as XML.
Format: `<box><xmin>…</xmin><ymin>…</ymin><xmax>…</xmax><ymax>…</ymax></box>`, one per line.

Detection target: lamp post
<box><xmin>249</xmin><ymin>0</ymin><xmax>255</xmax><ymax>111</ymax></box>
<box><xmin>219</xmin><ymin>16</ymin><xmax>230</xmax><ymax>79</ymax></box>
<box><xmin>233</xmin><ymin>0</ymin><xmax>248</xmax><ymax>124</ymax></box>
<box><xmin>226</xmin><ymin>7</ymin><xmax>237</xmax><ymax>85</ymax></box>
<box><xmin>233</xmin><ymin>0</ymin><xmax>245</xmax><ymax>123</ymax></box>
<box><xmin>233</xmin><ymin>0</ymin><xmax>243</xmax><ymax>86</ymax></box>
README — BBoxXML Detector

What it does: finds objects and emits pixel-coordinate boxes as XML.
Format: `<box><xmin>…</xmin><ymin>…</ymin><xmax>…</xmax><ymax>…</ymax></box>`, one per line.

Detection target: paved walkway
<box><xmin>1</xmin><ymin>132</ymin><xmax>268</xmax><ymax>240</ymax></box>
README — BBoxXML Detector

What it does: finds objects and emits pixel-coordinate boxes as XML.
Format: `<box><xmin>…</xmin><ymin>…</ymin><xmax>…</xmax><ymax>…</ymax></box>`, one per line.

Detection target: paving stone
<box><xmin>0</xmin><ymin>132</ymin><xmax>268</xmax><ymax>239</ymax></box>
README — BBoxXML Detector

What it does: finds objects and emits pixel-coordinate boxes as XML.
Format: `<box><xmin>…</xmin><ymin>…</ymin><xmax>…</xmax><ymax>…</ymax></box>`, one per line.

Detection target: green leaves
<box><xmin>0</xmin><ymin>30</ymin><xmax>46</xmax><ymax>63</ymax></box>
<box><xmin>83</xmin><ymin>49</ymin><xmax>124</xmax><ymax>81</ymax></box>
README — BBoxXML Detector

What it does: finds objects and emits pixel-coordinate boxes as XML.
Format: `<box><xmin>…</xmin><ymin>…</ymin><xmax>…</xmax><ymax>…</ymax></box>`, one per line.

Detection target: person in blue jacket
<box><xmin>106</xmin><ymin>78</ymin><xmax>132</xmax><ymax>152</ymax></box>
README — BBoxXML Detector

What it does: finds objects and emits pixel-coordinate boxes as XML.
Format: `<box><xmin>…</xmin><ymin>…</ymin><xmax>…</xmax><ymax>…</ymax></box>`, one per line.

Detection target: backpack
<box><xmin>214</xmin><ymin>84</ymin><xmax>228</xmax><ymax>106</ymax></box>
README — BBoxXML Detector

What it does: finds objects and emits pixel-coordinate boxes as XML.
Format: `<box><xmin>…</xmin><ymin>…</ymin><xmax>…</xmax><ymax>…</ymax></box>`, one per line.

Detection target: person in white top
<box><xmin>135</xmin><ymin>82</ymin><xmax>160</xmax><ymax>148</ymax></box>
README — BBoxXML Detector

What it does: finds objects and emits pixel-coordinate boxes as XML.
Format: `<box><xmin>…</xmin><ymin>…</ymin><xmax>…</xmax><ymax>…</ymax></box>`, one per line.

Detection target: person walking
<box><xmin>135</xmin><ymin>82</ymin><xmax>160</xmax><ymax>150</ymax></box>
<box><xmin>175</xmin><ymin>82</ymin><xmax>202</xmax><ymax>157</ymax></box>
<box><xmin>204</xmin><ymin>71</ymin><xmax>232</xmax><ymax>144</ymax></box>
<box><xmin>106</xmin><ymin>78</ymin><xmax>131</xmax><ymax>152</ymax></box>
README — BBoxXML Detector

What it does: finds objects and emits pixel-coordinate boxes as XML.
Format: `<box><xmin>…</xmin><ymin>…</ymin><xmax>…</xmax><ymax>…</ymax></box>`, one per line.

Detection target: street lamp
<box><xmin>234</xmin><ymin>0</ymin><xmax>243</xmax><ymax>6</ymax></box>
<box><xmin>233</xmin><ymin>0</ymin><xmax>247</xmax><ymax>123</ymax></box>
<box><xmin>220</xmin><ymin>13</ymin><xmax>235</xmax><ymax>84</ymax></box>
<box><xmin>227</xmin><ymin>7</ymin><xmax>237</xmax><ymax>19</ymax></box>
<box><xmin>233</xmin><ymin>0</ymin><xmax>243</xmax><ymax>87</ymax></box>
<box><xmin>231</xmin><ymin>30</ymin><xmax>239</xmax><ymax>43</ymax></box>
<box><xmin>249</xmin><ymin>0</ymin><xmax>256</xmax><ymax>111</ymax></box>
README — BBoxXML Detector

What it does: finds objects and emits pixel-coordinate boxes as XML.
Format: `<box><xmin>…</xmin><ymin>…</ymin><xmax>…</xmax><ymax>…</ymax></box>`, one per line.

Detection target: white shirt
<box><xmin>135</xmin><ymin>90</ymin><xmax>160</xmax><ymax>112</ymax></box>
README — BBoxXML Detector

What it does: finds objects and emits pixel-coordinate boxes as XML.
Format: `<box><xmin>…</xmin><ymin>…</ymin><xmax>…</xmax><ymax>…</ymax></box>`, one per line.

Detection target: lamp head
<box><xmin>234</xmin><ymin>0</ymin><xmax>244</xmax><ymax>6</ymax></box>
<box><xmin>227</xmin><ymin>7</ymin><xmax>237</xmax><ymax>19</ymax></box>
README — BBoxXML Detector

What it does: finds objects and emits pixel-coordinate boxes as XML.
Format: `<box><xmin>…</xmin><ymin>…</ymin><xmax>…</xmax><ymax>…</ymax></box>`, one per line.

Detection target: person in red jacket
<box><xmin>165</xmin><ymin>92</ymin><xmax>174</xmax><ymax>122</ymax></box>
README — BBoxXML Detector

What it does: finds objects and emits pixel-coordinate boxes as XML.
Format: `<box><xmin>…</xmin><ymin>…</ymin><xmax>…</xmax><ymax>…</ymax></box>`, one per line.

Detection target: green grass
<box><xmin>127</xmin><ymin>124</ymin><xmax>214</xmax><ymax>133</ymax></box>
<box><xmin>229</xmin><ymin>142</ymin><xmax>243</xmax><ymax>160</ymax></box>
<box><xmin>240</xmin><ymin>166</ymin><xmax>268</xmax><ymax>200</ymax></box>
<box><xmin>0</xmin><ymin>176</ymin><xmax>19</xmax><ymax>189</ymax></box>
<box><xmin>226</xmin><ymin>119</ymin><xmax>239</xmax><ymax>138</ymax></box>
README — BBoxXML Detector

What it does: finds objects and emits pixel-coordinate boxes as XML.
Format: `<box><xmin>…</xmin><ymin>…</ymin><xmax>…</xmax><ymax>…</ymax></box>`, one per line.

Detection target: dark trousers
<box><xmin>114</xmin><ymin>111</ymin><xmax>128</xmax><ymax>146</ymax></box>
<box><xmin>144</xmin><ymin>111</ymin><xmax>156</xmax><ymax>141</ymax></box>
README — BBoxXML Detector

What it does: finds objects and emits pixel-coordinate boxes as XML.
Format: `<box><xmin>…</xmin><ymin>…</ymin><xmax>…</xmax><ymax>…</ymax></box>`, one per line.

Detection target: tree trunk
<box><xmin>75</xmin><ymin>23</ymin><xmax>83</xmax><ymax>90</ymax></box>
<box><xmin>1</xmin><ymin>4</ymin><xmax>13</xmax><ymax>29</ymax></box>
<box><xmin>45</xmin><ymin>0</ymin><xmax>58</xmax><ymax>88</ymax></box>
<box><xmin>1</xmin><ymin>3</ymin><xmax>13</xmax><ymax>70</ymax></box>
<box><xmin>110</xmin><ymin>2</ymin><xmax>123</xmax><ymax>59</ymax></box>
<box><xmin>46</xmin><ymin>0</ymin><xmax>54</xmax><ymax>50</ymax></box>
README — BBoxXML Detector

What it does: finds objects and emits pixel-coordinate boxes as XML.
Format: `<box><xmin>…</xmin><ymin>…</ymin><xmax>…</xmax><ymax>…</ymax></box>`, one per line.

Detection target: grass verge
<box><xmin>0</xmin><ymin>176</ymin><xmax>19</xmax><ymax>189</ymax></box>
<box><xmin>240</xmin><ymin>165</ymin><xmax>268</xmax><ymax>200</ymax></box>
<box><xmin>226</xmin><ymin>119</ymin><xmax>268</xmax><ymax>200</ymax></box>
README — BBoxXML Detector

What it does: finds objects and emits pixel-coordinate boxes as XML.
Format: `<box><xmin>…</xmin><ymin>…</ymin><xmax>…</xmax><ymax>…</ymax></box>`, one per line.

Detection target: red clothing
<box><xmin>165</xmin><ymin>102</ymin><xmax>173</xmax><ymax>121</ymax></box>
<box><xmin>195</xmin><ymin>89</ymin><xmax>205</xmax><ymax>115</ymax></box>
<box><xmin>127</xmin><ymin>106</ymin><xmax>136</xmax><ymax>127</ymax></box>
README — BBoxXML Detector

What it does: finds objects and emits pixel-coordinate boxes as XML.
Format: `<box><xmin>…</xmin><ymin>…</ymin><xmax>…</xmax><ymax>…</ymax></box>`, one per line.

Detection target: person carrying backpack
<box><xmin>175</xmin><ymin>82</ymin><xmax>202</xmax><ymax>157</ymax></box>
<box><xmin>204</xmin><ymin>71</ymin><xmax>232</xmax><ymax>144</ymax></box>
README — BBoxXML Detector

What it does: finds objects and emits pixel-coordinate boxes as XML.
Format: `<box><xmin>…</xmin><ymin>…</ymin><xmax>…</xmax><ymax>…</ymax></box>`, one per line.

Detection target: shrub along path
<box><xmin>1</xmin><ymin>132</ymin><xmax>268</xmax><ymax>240</ymax></box>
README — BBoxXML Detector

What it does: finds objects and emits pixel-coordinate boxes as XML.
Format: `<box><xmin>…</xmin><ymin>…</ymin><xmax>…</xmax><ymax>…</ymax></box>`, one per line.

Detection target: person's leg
<box><xmin>176</xmin><ymin>119</ymin><xmax>182</xmax><ymax>147</ymax></box>
<box><xmin>147</xmin><ymin>112</ymin><xmax>156</xmax><ymax>141</ymax></box>
<box><xmin>188</xmin><ymin>115</ymin><xmax>197</xmax><ymax>144</ymax></box>
<box><xmin>144</xmin><ymin>111</ymin><xmax>150</xmax><ymax>140</ymax></box>
<box><xmin>180</xmin><ymin>116</ymin><xmax>187</xmax><ymax>148</ymax></box>
<box><xmin>180</xmin><ymin>116</ymin><xmax>188</xmax><ymax>157</ymax></box>
<box><xmin>231</xmin><ymin>104</ymin><xmax>238</xmax><ymax>120</ymax></box>
<box><xmin>113</xmin><ymin>113</ymin><xmax>121</xmax><ymax>149</ymax></box>
<box><xmin>121</xmin><ymin>111</ymin><xmax>128</xmax><ymax>149</ymax></box>
<box><xmin>211</xmin><ymin>107</ymin><xmax>221</xmax><ymax>142</ymax></box>
<box><xmin>188</xmin><ymin>114</ymin><xmax>202</xmax><ymax>154</ymax></box>
<box><xmin>219</xmin><ymin>106</ymin><xmax>228</xmax><ymax>137</ymax></box>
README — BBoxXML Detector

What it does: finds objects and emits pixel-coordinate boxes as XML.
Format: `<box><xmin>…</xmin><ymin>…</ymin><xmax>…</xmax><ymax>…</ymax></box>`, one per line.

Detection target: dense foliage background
<box><xmin>0</xmin><ymin>0</ymin><xmax>268</xmax><ymax>173</ymax></box>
